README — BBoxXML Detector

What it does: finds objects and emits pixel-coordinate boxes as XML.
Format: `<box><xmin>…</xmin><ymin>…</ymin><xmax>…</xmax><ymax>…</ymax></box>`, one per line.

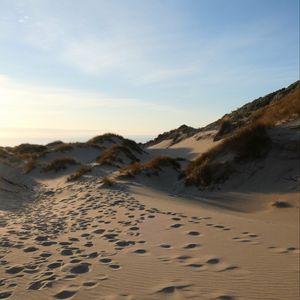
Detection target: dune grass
<box><xmin>88</xmin><ymin>133</ymin><xmax>123</xmax><ymax>144</ymax></box>
<box><xmin>252</xmin><ymin>89</ymin><xmax>300</xmax><ymax>126</ymax></box>
<box><xmin>185</xmin><ymin>123</ymin><xmax>271</xmax><ymax>186</ymax></box>
<box><xmin>119</xmin><ymin>156</ymin><xmax>181</xmax><ymax>178</ymax></box>
<box><xmin>67</xmin><ymin>166</ymin><xmax>92</xmax><ymax>181</ymax></box>
<box><xmin>96</xmin><ymin>145</ymin><xmax>139</xmax><ymax>166</ymax></box>
<box><xmin>24</xmin><ymin>159</ymin><xmax>38</xmax><ymax>174</ymax></box>
<box><xmin>53</xmin><ymin>143</ymin><xmax>73</xmax><ymax>152</ymax></box>
<box><xmin>43</xmin><ymin>157</ymin><xmax>79</xmax><ymax>172</ymax></box>
<box><xmin>102</xmin><ymin>176</ymin><xmax>116</xmax><ymax>187</ymax></box>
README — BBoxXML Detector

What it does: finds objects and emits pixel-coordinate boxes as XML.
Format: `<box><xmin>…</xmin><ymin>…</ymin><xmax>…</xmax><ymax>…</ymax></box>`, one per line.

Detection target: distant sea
<box><xmin>0</xmin><ymin>128</ymin><xmax>155</xmax><ymax>147</ymax></box>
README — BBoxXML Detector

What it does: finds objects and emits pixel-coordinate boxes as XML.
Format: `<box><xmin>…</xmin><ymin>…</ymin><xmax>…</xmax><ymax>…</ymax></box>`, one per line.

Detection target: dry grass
<box><xmin>207</xmin><ymin>81</ymin><xmax>299</xmax><ymax>140</ymax></box>
<box><xmin>88</xmin><ymin>133</ymin><xmax>123</xmax><ymax>144</ymax></box>
<box><xmin>271</xmin><ymin>201</ymin><xmax>292</xmax><ymax>208</ymax></box>
<box><xmin>96</xmin><ymin>145</ymin><xmax>139</xmax><ymax>166</ymax></box>
<box><xmin>67</xmin><ymin>166</ymin><xmax>92</xmax><ymax>181</ymax></box>
<box><xmin>143</xmin><ymin>156</ymin><xmax>181</xmax><ymax>170</ymax></box>
<box><xmin>43</xmin><ymin>157</ymin><xmax>79</xmax><ymax>172</ymax></box>
<box><xmin>119</xmin><ymin>156</ymin><xmax>181</xmax><ymax>178</ymax></box>
<box><xmin>185</xmin><ymin>123</ymin><xmax>271</xmax><ymax>186</ymax></box>
<box><xmin>225</xmin><ymin>123</ymin><xmax>271</xmax><ymax>160</ymax></box>
<box><xmin>214</xmin><ymin>119</ymin><xmax>236</xmax><ymax>141</ymax></box>
<box><xmin>251</xmin><ymin>89</ymin><xmax>300</xmax><ymax>126</ymax></box>
<box><xmin>24</xmin><ymin>159</ymin><xmax>37</xmax><ymax>174</ymax></box>
<box><xmin>102</xmin><ymin>176</ymin><xmax>116</xmax><ymax>187</ymax></box>
<box><xmin>0</xmin><ymin>148</ymin><xmax>8</xmax><ymax>159</ymax></box>
<box><xmin>13</xmin><ymin>144</ymin><xmax>47</xmax><ymax>155</ymax></box>
<box><xmin>122</xmin><ymin>139</ymin><xmax>144</xmax><ymax>154</ymax></box>
<box><xmin>0</xmin><ymin>148</ymin><xmax>21</xmax><ymax>166</ymax></box>
<box><xmin>46</xmin><ymin>141</ymin><xmax>64</xmax><ymax>147</ymax></box>
<box><xmin>53</xmin><ymin>143</ymin><xmax>73</xmax><ymax>152</ymax></box>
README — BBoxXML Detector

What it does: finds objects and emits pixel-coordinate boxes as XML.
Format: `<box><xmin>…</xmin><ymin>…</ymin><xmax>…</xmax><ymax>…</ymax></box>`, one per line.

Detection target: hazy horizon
<box><xmin>0</xmin><ymin>128</ymin><xmax>156</xmax><ymax>147</ymax></box>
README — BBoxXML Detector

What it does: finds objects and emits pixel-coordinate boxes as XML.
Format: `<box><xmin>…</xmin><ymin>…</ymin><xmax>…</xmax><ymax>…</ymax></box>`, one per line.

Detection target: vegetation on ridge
<box><xmin>119</xmin><ymin>156</ymin><xmax>181</xmax><ymax>178</ymax></box>
<box><xmin>185</xmin><ymin>123</ymin><xmax>271</xmax><ymax>187</ymax></box>
<box><xmin>43</xmin><ymin>157</ymin><xmax>79</xmax><ymax>173</ymax></box>
<box><xmin>96</xmin><ymin>145</ymin><xmax>140</xmax><ymax>166</ymax></box>
<box><xmin>67</xmin><ymin>165</ymin><xmax>92</xmax><ymax>181</ymax></box>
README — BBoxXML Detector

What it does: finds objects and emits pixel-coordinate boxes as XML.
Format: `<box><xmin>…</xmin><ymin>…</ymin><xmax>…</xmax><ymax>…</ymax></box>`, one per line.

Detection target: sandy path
<box><xmin>0</xmin><ymin>179</ymin><xmax>299</xmax><ymax>300</ymax></box>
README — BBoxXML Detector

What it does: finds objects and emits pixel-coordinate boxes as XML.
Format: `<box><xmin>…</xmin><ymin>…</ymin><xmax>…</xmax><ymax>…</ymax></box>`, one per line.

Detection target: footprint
<box><xmin>133</xmin><ymin>249</ymin><xmax>147</xmax><ymax>254</ymax></box>
<box><xmin>5</xmin><ymin>265</ymin><xmax>24</xmax><ymax>274</ymax></box>
<box><xmin>60</xmin><ymin>249</ymin><xmax>73</xmax><ymax>256</ymax></box>
<box><xmin>153</xmin><ymin>281</ymin><xmax>193</xmax><ymax>296</ymax></box>
<box><xmin>170</xmin><ymin>223</ymin><xmax>184</xmax><ymax>229</ymax></box>
<box><xmin>160</xmin><ymin>244</ymin><xmax>172</xmax><ymax>249</ymax></box>
<box><xmin>129</xmin><ymin>226</ymin><xmax>139</xmax><ymax>231</ymax></box>
<box><xmin>109</xmin><ymin>264</ymin><xmax>121</xmax><ymax>270</ymax></box>
<box><xmin>28</xmin><ymin>281</ymin><xmax>45</xmax><ymax>290</ymax></box>
<box><xmin>23</xmin><ymin>246</ymin><xmax>39</xmax><ymax>253</ymax></box>
<box><xmin>188</xmin><ymin>231</ymin><xmax>200</xmax><ymax>236</ymax></box>
<box><xmin>54</xmin><ymin>290</ymin><xmax>77</xmax><ymax>299</ymax></box>
<box><xmin>93</xmin><ymin>229</ymin><xmax>105</xmax><ymax>235</ymax></box>
<box><xmin>0</xmin><ymin>291</ymin><xmax>12</xmax><ymax>299</ymax></box>
<box><xmin>115</xmin><ymin>240</ymin><xmax>135</xmax><ymax>248</ymax></box>
<box><xmin>64</xmin><ymin>263</ymin><xmax>91</xmax><ymax>274</ymax></box>
<box><xmin>183</xmin><ymin>243</ymin><xmax>200</xmax><ymax>249</ymax></box>
<box><xmin>207</xmin><ymin>258</ymin><xmax>220</xmax><ymax>265</ymax></box>
<box><xmin>83</xmin><ymin>281</ymin><xmax>98</xmax><ymax>288</ymax></box>
<box><xmin>217</xmin><ymin>265</ymin><xmax>238</xmax><ymax>272</ymax></box>
<box><xmin>48</xmin><ymin>262</ymin><xmax>63</xmax><ymax>269</ymax></box>
<box><xmin>215</xmin><ymin>296</ymin><xmax>234</xmax><ymax>300</ymax></box>
<box><xmin>186</xmin><ymin>263</ymin><xmax>203</xmax><ymax>268</ymax></box>
<box><xmin>99</xmin><ymin>258</ymin><xmax>112</xmax><ymax>264</ymax></box>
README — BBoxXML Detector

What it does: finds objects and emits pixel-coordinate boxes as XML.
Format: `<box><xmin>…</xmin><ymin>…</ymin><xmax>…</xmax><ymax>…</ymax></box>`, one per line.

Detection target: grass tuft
<box><xmin>88</xmin><ymin>133</ymin><xmax>123</xmax><ymax>144</ymax></box>
<box><xmin>102</xmin><ymin>176</ymin><xmax>116</xmax><ymax>187</ymax></box>
<box><xmin>67</xmin><ymin>166</ymin><xmax>92</xmax><ymax>181</ymax></box>
<box><xmin>119</xmin><ymin>156</ymin><xmax>181</xmax><ymax>178</ymax></box>
<box><xmin>43</xmin><ymin>157</ymin><xmax>79</xmax><ymax>172</ymax></box>
<box><xmin>53</xmin><ymin>143</ymin><xmax>73</xmax><ymax>152</ymax></box>
<box><xmin>96</xmin><ymin>145</ymin><xmax>139</xmax><ymax>166</ymax></box>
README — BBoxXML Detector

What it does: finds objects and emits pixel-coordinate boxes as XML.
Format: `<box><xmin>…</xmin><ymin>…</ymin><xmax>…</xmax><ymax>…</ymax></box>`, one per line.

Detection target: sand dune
<box><xmin>0</xmin><ymin>83</ymin><xmax>299</xmax><ymax>299</ymax></box>
<box><xmin>148</xmin><ymin>130</ymin><xmax>218</xmax><ymax>161</ymax></box>
<box><xmin>0</xmin><ymin>175</ymin><xmax>298</xmax><ymax>299</ymax></box>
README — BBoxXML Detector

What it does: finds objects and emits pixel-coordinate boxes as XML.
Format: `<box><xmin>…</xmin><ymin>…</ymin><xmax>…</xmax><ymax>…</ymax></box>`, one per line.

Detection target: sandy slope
<box><xmin>0</xmin><ymin>175</ymin><xmax>299</xmax><ymax>300</ymax></box>
<box><xmin>0</xmin><ymin>163</ymin><xmax>35</xmax><ymax>212</ymax></box>
<box><xmin>147</xmin><ymin>130</ymin><xmax>219</xmax><ymax>160</ymax></box>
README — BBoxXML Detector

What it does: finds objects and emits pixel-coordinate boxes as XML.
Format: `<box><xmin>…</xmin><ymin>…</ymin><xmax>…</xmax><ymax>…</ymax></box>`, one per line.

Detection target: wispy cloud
<box><xmin>0</xmin><ymin>74</ymin><xmax>186</xmax><ymax>130</ymax></box>
<box><xmin>2</xmin><ymin>0</ymin><xmax>297</xmax><ymax>88</ymax></box>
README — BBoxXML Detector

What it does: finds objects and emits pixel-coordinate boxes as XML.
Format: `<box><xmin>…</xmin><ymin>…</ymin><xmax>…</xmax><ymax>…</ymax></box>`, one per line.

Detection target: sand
<box><xmin>0</xmin><ymin>172</ymin><xmax>299</xmax><ymax>300</ymax></box>
<box><xmin>148</xmin><ymin>130</ymin><xmax>219</xmax><ymax>160</ymax></box>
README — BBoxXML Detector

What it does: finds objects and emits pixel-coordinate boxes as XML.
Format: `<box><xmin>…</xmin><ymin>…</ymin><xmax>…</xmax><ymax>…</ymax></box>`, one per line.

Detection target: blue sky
<box><xmin>0</xmin><ymin>0</ymin><xmax>299</xmax><ymax>144</ymax></box>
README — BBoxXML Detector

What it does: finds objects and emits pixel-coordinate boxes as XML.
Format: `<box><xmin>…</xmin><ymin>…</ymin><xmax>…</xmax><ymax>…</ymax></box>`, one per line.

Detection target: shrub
<box><xmin>224</xmin><ymin>123</ymin><xmax>271</xmax><ymax>161</ymax></box>
<box><xmin>67</xmin><ymin>166</ymin><xmax>92</xmax><ymax>181</ymax></box>
<box><xmin>43</xmin><ymin>157</ymin><xmax>79</xmax><ymax>172</ymax></box>
<box><xmin>185</xmin><ymin>123</ymin><xmax>271</xmax><ymax>186</ymax></box>
<box><xmin>102</xmin><ymin>176</ymin><xmax>116</xmax><ymax>187</ymax></box>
